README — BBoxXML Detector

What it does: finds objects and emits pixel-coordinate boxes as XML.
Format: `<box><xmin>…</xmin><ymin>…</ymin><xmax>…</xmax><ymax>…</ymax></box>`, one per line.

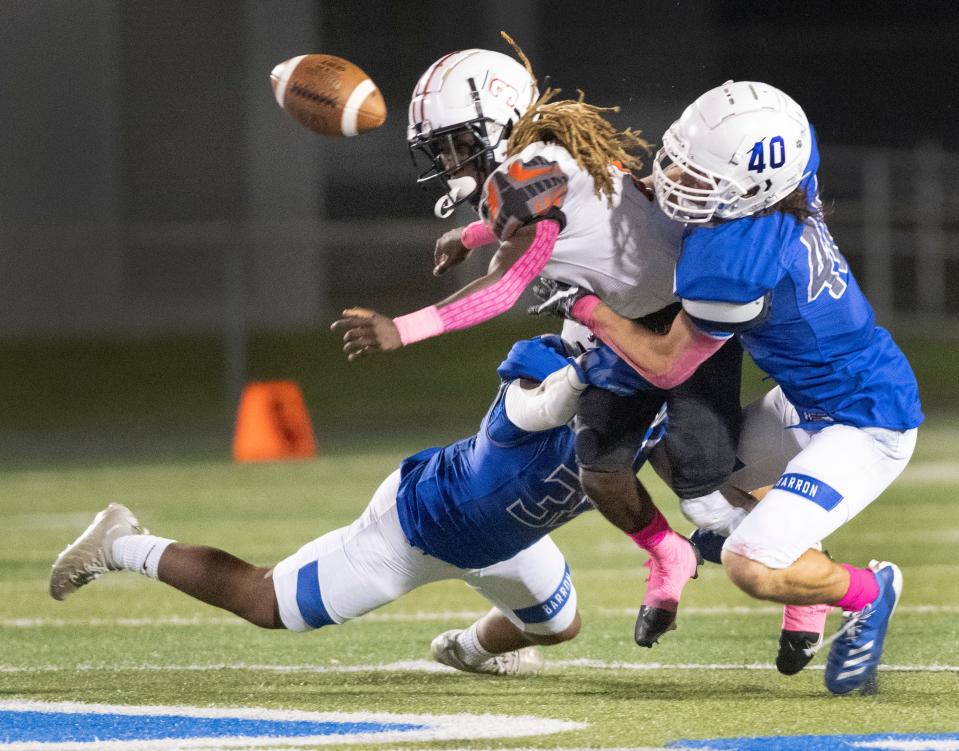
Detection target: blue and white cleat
<box><xmin>824</xmin><ymin>560</ymin><xmax>902</xmax><ymax>695</ymax></box>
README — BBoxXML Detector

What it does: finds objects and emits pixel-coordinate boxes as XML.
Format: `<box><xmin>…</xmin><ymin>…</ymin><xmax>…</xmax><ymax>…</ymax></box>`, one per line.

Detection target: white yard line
<box><xmin>4</xmin><ymin>603</ymin><xmax>958</xmax><ymax>629</ymax></box>
<box><xmin>900</xmin><ymin>461</ymin><xmax>959</xmax><ymax>483</ymax></box>
<box><xmin>1</xmin><ymin>659</ymin><xmax>956</xmax><ymax>674</ymax></box>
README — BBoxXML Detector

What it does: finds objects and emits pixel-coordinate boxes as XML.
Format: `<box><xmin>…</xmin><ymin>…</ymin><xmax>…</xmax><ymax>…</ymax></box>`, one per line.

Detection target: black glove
<box><xmin>527</xmin><ymin>277</ymin><xmax>592</xmax><ymax>319</ymax></box>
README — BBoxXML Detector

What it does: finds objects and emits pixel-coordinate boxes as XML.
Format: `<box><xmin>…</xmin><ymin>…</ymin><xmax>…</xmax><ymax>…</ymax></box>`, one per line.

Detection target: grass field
<box><xmin>3</xmin><ymin>422</ymin><xmax>959</xmax><ymax>749</ymax></box>
<box><xmin>1</xmin><ymin>325</ymin><xmax>958</xmax><ymax>748</ymax></box>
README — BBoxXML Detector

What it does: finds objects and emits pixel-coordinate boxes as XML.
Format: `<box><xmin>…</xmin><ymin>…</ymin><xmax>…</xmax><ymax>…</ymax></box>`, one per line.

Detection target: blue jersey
<box><xmin>676</xmin><ymin>132</ymin><xmax>923</xmax><ymax>431</ymax></box>
<box><xmin>395</xmin><ymin>386</ymin><xmax>592</xmax><ymax>569</ymax></box>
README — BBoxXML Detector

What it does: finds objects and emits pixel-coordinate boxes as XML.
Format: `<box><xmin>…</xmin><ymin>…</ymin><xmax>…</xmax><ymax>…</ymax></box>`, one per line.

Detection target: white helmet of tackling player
<box><xmin>408</xmin><ymin>49</ymin><xmax>539</xmax><ymax>217</ymax></box>
<box><xmin>653</xmin><ymin>80</ymin><xmax>812</xmax><ymax>223</ymax></box>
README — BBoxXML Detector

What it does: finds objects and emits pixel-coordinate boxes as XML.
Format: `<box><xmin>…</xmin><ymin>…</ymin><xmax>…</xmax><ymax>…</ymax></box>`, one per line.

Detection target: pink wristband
<box><xmin>392</xmin><ymin>305</ymin><xmax>444</xmax><ymax>346</ymax></box>
<box><xmin>460</xmin><ymin>221</ymin><xmax>497</xmax><ymax>250</ymax></box>
<box><xmin>571</xmin><ymin>294</ymin><xmax>602</xmax><ymax>326</ymax></box>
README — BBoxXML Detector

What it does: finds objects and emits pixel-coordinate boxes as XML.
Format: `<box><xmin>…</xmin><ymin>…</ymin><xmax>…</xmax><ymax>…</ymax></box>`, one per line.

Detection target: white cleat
<box><xmin>49</xmin><ymin>503</ymin><xmax>145</xmax><ymax>601</ymax></box>
<box><xmin>430</xmin><ymin>629</ymin><xmax>545</xmax><ymax>676</ymax></box>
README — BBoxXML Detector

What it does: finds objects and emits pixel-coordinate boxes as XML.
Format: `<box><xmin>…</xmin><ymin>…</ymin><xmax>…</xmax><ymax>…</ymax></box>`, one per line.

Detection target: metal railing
<box><xmin>820</xmin><ymin>142</ymin><xmax>959</xmax><ymax>330</ymax></box>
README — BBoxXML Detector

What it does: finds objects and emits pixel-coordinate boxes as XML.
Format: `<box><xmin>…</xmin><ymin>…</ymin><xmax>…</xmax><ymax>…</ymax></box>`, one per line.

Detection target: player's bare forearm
<box><xmin>585</xmin><ymin>305</ymin><xmax>726</xmax><ymax>388</ymax></box>
<box><xmin>587</xmin><ymin>302</ymin><xmax>690</xmax><ymax>377</ymax></box>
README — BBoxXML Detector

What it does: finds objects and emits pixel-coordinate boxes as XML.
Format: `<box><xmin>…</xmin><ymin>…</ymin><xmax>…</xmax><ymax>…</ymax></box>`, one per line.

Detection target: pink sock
<box><xmin>831</xmin><ymin>564</ymin><xmax>879</xmax><ymax>611</ymax></box>
<box><xmin>628</xmin><ymin>509</ymin><xmax>670</xmax><ymax>551</ymax></box>
<box><xmin>630</xmin><ymin>510</ymin><xmax>698</xmax><ymax>610</ymax></box>
<box><xmin>781</xmin><ymin>603</ymin><xmax>831</xmax><ymax>633</ymax></box>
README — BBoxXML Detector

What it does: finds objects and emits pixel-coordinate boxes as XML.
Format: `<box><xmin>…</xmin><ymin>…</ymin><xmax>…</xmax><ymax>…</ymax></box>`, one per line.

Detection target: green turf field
<box><xmin>2</xmin><ymin>423</ymin><xmax>958</xmax><ymax>749</ymax></box>
<box><xmin>1</xmin><ymin>325</ymin><xmax>958</xmax><ymax>748</ymax></box>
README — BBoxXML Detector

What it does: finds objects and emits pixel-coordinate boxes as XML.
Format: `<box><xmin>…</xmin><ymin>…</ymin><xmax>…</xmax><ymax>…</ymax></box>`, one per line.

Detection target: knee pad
<box><xmin>670</xmin><ymin>458</ymin><xmax>736</xmax><ymax>500</ymax></box>
<box><xmin>578</xmin><ymin>465</ymin><xmax>636</xmax><ymax>503</ymax></box>
<box><xmin>574</xmin><ymin>424</ymin><xmax>603</xmax><ymax>468</ymax></box>
<box><xmin>575</xmin><ymin>425</ymin><xmax>639</xmax><ymax>471</ymax></box>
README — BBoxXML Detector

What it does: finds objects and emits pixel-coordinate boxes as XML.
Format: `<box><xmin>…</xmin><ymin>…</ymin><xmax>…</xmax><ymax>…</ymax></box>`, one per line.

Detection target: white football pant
<box><xmin>272</xmin><ymin>469</ymin><xmax>578</xmax><ymax>635</ymax></box>
<box><xmin>725</xmin><ymin>388</ymin><xmax>916</xmax><ymax>568</ymax></box>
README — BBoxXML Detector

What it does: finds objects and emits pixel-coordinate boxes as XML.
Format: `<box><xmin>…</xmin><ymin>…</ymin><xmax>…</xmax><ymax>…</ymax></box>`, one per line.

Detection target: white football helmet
<box><xmin>408</xmin><ymin>50</ymin><xmax>539</xmax><ymax>217</ymax></box>
<box><xmin>653</xmin><ymin>81</ymin><xmax>812</xmax><ymax>223</ymax></box>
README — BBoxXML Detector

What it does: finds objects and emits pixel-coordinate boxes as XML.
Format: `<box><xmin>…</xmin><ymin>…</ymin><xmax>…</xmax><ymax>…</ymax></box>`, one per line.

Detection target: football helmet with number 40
<box><xmin>653</xmin><ymin>80</ymin><xmax>813</xmax><ymax>224</ymax></box>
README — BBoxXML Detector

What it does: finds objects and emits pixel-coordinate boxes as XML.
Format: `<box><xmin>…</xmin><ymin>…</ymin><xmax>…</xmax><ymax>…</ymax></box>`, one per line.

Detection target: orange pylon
<box><xmin>232</xmin><ymin>381</ymin><xmax>316</xmax><ymax>462</ymax></box>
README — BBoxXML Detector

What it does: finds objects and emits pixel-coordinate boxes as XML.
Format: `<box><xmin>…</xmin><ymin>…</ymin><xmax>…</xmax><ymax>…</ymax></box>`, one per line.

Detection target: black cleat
<box><xmin>634</xmin><ymin>606</ymin><xmax>678</xmax><ymax>647</ymax></box>
<box><xmin>633</xmin><ymin>537</ymin><xmax>703</xmax><ymax>648</ymax></box>
<box><xmin>776</xmin><ymin>629</ymin><xmax>823</xmax><ymax>675</ymax></box>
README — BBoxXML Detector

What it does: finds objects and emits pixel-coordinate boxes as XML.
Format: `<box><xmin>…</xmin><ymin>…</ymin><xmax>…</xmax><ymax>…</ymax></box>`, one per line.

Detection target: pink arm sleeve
<box><xmin>571</xmin><ymin>296</ymin><xmax>730</xmax><ymax>389</ymax></box>
<box><xmin>392</xmin><ymin>220</ymin><xmax>559</xmax><ymax>346</ymax></box>
<box><xmin>437</xmin><ymin>220</ymin><xmax>559</xmax><ymax>332</ymax></box>
<box><xmin>460</xmin><ymin>220</ymin><xmax>497</xmax><ymax>249</ymax></box>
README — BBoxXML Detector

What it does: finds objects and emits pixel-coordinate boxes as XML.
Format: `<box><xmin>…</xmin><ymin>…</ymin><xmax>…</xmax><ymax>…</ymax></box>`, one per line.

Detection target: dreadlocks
<box><xmin>500</xmin><ymin>31</ymin><xmax>650</xmax><ymax>205</ymax></box>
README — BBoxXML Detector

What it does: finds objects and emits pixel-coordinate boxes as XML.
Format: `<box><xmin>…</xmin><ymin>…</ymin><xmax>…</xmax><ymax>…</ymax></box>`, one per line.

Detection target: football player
<box><xmin>533</xmin><ymin>81</ymin><xmax>923</xmax><ymax>694</ymax></box>
<box><xmin>332</xmin><ymin>44</ymin><xmax>743</xmax><ymax>646</ymax></box>
<box><xmin>49</xmin><ymin>335</ymin><xmax>656</xmax><ymax>676</ymax></box>
<box><xmin>49</xmin><ymin>332</ymin><xmax>826</xmax><ymax>676</ymax></box>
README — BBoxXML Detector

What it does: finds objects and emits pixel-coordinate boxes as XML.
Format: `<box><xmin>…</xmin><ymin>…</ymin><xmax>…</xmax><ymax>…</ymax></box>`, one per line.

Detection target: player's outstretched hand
<box><xmin>330</xmin><ymin>308</ymin><xmax>402</xmax><ymax>361</ymax></box>
<box><xmin>527</xmin><ymin>277</ymin><xmax>593</xmax><ymax>320</ymax></box>
<box><xmin>433</xmin><ymin>228</ymin><xmax>470</xmax><ymax>276</ymax></box>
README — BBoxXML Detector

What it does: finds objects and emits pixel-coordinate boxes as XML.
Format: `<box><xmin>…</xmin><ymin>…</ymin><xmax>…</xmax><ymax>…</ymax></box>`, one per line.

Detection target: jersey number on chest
<box><xmin>507</xmin><ymin>464</ymin><xmax>593</xmax><ymax>528</ymax></box>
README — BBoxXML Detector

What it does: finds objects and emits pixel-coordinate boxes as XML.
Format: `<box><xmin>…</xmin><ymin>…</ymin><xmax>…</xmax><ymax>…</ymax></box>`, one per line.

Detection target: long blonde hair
<box><xmin>501</xmin><ymin>32</ymin><xmax>650</xmax><ymax>204</ymax></box>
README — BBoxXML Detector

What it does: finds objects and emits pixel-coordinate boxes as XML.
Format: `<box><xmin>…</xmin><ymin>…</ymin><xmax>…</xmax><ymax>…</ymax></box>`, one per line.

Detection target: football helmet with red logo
<box><xmin>408</xmin><ymin>50</ymin><xmax>539</xmax><ymax>217</ymax></box>
<box><xmin>653</xmin><ymin>80</ymin><xmax>812</xmax><ymax>224</ymax></box>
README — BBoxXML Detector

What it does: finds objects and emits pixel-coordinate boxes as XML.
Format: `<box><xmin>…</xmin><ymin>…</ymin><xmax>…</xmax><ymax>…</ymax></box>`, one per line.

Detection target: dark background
<box><xmin>1</xmin><ymin>1</ymin><xmax>957</xmax><ymax>461</ymax></box>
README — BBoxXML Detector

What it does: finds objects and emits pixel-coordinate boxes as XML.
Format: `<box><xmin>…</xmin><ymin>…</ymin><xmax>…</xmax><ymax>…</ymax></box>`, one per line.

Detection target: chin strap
<box><xmin>434</xmin><ymin>175</ymin><xmax>479</xmax><ymax>218</ymax></box>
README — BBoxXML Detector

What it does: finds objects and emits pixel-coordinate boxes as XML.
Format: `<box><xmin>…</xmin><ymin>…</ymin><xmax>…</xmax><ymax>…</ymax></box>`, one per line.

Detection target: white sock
<box><xmin>455</xmin><ymin>622</ymin><xmax>496</xmax><ymax>666</ymax></box>
<box><xmin>111</xmin><ymin>534</ymin><xmax>175</xmax><ymax>579</ymax></box>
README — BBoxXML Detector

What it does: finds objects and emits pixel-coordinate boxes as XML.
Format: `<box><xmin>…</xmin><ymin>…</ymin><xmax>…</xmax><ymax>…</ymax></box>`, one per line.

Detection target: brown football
<box><xmin>270</xmin><ymin>54</ymin><xmax>386</xmax><ymax>137</ymax></box>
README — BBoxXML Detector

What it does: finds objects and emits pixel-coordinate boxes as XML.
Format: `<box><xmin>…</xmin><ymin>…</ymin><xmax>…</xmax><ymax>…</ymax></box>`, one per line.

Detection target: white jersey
<box><xmin>488</xmin><ymin>141</ymin><xmax>684</xmax><ymax>319</ymax></box>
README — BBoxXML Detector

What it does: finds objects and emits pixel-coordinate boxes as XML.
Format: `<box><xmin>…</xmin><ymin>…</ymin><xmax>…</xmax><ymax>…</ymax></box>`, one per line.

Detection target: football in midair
<box><xmin>270</xmin><ymin>54</ymin><xmax>386</xmax><ymax>137</ymax></box>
